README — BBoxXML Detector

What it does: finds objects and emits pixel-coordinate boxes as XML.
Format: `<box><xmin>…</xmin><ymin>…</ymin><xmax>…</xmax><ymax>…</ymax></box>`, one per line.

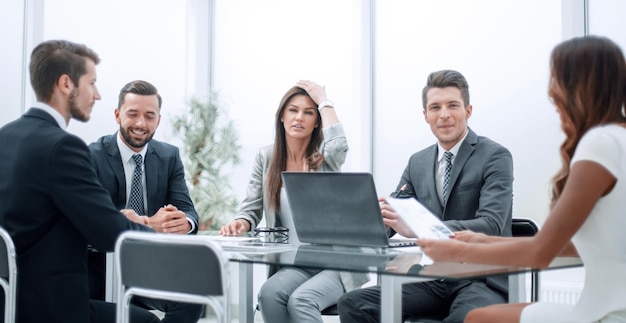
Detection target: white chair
<box><xmin>115</xmin><ymin>231</ymin><xmax>230</xmax><ymax>323</ymax></box>
<box><xmin>0</xmin><ymin>226</ymin><xmax>17</xmax><ymax>323</ymax></box>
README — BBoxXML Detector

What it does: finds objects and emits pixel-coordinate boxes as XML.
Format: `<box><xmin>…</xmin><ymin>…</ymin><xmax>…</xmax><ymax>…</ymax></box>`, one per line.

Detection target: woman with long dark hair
<box><xmin>418</xmin><ymin>36</ymin><xmax>626</xmax><ymax>322</ymax></box>
<box><xmin>220</xmin><ymin>80</ymin><xmax>368</xmax><ymax>322</ymax></box>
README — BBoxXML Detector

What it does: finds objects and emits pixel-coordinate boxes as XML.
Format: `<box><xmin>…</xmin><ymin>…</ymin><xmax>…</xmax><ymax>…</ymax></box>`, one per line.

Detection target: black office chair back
<box><xmin>511</xmin><ymin>218</ymin><xmax>539</xmax><ymax>237</ymax></box>
<box><xmin>120</xmin><ymin>240</ymin><xmax>223</xmax><ymax>296</ymax></box>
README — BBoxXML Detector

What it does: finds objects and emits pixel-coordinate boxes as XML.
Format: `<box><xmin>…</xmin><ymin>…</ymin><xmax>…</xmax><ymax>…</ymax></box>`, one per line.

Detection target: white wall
<box><xmin>373</xmin><ymin>0</ymin><xmax>564</xmax><ymax>225</ymax></box>
<box><xmin>0</xmin><ymin>1</ymin><xmax>26</xmax><ymax>126</ymax></box>
<box><xmin>39</xmin><ymin>0</ymin><xmax>189</xmax><ymax>145</ymax></box>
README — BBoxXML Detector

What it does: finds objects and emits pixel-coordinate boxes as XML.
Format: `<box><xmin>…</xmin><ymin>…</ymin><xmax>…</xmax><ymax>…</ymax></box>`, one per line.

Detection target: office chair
<box><xmin>404</xmin><ymin>217</ymin><xmax>541</xmax><ymax>323</ymax></box>
<box><xmin>115</xmin><ymin>231</ymin><xmax>230</xmax><ymax>323</ymax></box>
<box><xmin>511</xmin><ymin>217</ymin><xmax>540</xmax><ymax>302</ymax></box>
<box><xmin>0</xmin><ymin>226</ymin><xmax>17</xmax><ymax>323</ymax></box>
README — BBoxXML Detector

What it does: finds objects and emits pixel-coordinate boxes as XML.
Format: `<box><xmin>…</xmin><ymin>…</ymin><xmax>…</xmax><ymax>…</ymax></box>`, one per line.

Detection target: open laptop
<box><xmin>281</xmin><ymin>172</ymin><xmax>416</xmax><ymax>248</ymax></box>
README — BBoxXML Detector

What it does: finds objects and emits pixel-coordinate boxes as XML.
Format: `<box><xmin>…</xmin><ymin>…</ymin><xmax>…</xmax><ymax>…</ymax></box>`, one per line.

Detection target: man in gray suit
<box><xmin>338</xmin><ymin>70</ymin><xmax>513</xmax><ymax>323</ymax></box>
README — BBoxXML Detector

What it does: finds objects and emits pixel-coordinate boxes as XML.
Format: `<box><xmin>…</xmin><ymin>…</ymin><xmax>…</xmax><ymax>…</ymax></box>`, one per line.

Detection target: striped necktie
<box><xmin>129</xmin><ymin>154</ymin><xmax>145</xmax><ymax>215</ymax></box>
<box><xmin>443</xmin><ymin>151</ymin><xmax>453</xmax><ymax>204</ymax></box>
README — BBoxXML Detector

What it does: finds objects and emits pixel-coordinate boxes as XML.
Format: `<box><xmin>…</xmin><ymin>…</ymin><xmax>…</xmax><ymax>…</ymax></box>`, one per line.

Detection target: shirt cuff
<box><xmin>187</xmin><ymin>218</ymin><xmax>196</xmax><ymax>234</ymax></box>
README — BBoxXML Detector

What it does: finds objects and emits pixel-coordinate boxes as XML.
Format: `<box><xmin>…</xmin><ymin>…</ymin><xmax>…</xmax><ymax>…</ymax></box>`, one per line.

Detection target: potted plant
<box><xmin>171</xmin><ymin>94</ymin><xmax>241</xmax><ymax>231</ymax></box>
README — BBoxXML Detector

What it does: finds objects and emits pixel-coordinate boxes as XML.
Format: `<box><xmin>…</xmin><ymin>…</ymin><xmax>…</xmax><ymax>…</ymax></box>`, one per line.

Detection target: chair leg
<box><xmin>530</xmin><ymin>270</ymin><xmax>540</xmax><ymax>302</ymax></box>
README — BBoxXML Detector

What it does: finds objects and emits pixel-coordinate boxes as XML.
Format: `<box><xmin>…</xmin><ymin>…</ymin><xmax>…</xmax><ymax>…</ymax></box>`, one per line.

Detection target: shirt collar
<box><xmin>33</xmin><ymin>103</ymin><xmax>68</xmax><ymax>130</ymax></box>
<box><xmin>116</xmin><ymin>131</ymin><xmax>148</xmax><ymax>163</ymax></box>
<box><xmin>437</xmin><ymin>128</ymin><xmax>468</xmax><ymax>161</ymax></box>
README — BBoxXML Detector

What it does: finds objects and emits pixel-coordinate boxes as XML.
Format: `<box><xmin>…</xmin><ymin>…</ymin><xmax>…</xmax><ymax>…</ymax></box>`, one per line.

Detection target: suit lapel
<box><xmin>105</xmin><ymin>135</ymin><xmax>128</xmax><ymax>208</ymax></box>
<box><xmin>144</xmin><ymin>144</ymin><xmax>159</xmax><ymax>214</ymax></box>
<box><xmin>425</xmin><ymin>146</ymin><xmax>441</xmax><ymax>206</ymax></box>
<box><xmin>445</xmin><ymin>128</ymin><xmax>478</xmax><ymax>203</ymax></box>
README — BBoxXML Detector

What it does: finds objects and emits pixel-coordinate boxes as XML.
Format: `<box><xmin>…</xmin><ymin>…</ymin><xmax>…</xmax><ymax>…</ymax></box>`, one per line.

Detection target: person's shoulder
<box><xmin>259</xmin><ymin>144</ymin><xmax>274</xmax><ymax>155</ymax></box>
<box><xmin>587</xmin><ymin>124</ymin><xmax>626</xmax><ymax>137</ymax></box>
<box><xmin>147</xmin><ymin>139</ymin><xmax>182</xmax><ymax>160</ymax></box>
<box><xmin>474</xmin><ymin>133</ymin><xmax>511</xmax><ymax>154</ymax></box>
<box><xmin>88</xmin><ymin>134</ymin><xmax>114</xmax><ymax>150</ymax></box>
<box><xmin>580</xmin><ymin>124</ymin><xmax>626</xmax><ymax>148</ymax></box>
<box><xmin>148</xmin><ymin>138</ymin><xmax>177</xmax><ymax>151</ymax></box>
<box><xmin>408</xmin><ymin>144</ymin><xmax>437</xmax><ymax>161</ymax></box>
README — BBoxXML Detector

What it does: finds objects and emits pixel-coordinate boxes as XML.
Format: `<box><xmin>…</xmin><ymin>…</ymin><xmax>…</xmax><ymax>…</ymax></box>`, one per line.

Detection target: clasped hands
<box><xmin>121</xmin><ymin>204</ymin><xmax>190</xmax><ymax>234</ymax></box>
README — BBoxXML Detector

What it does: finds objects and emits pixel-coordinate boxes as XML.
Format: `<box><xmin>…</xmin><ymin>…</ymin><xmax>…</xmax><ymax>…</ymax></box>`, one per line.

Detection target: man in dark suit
<box><xmin>0</xmin><ymin>40</ymin><xmax>160</xmax><ymax>322</ymax></box>
<box><xmin>88</xmin><ymin>80</ymin><xmax>203</xmax><ymax>322</ymax></box>
<box><xmin>338</xmin><ymin>70</ymin><xmax>514</xmax><ymax>323</ymax></box>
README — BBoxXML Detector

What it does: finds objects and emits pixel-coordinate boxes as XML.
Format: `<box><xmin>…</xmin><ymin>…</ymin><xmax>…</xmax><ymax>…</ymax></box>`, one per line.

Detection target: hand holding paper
<box><xmin>385</xmin><ymin>197</ymin><xmax>454</xmax><ymax>240</ymax></box>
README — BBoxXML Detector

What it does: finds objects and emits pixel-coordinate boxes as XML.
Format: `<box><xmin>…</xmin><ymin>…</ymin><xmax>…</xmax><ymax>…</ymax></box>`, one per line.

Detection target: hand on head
<box><xmin>296</xmin><ymin>80</ymin><xmax>327</xmax><ymax>105</ymax></box>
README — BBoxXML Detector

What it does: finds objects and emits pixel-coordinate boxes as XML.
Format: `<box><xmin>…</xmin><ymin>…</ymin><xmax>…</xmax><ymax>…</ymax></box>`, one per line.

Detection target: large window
<box><xmin>373</xmin><ymin>0</ymin><xmax>564</xmax><ymax>220</ymax></box>
<box><xmin>212</xmin><ymin>0</ymin><xmax>370</xmax><ymax>194</ymax></box>
<box><xmin>41</xmin><ymin>0</ymin><xmax>189</xmax><ymax>144</ymax></box>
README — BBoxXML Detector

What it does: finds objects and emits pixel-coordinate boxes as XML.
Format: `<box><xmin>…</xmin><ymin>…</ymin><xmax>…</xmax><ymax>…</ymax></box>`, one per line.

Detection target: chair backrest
<box><xmin>115</xmin><ymin>231</ymin><xmax>230</xmax><ymax>323</ymax></box>
<box><xmin>511</xmin><ymin>217</ymin><xmax>540</xmax><ymax>302</ymax></box>
<box><xmin>0</xmin><ymin>226</ymin><xmax>17</xmax><ymax>323</ymax></box>
<box><xmin>511</xmin><ymin>218</ymin><xmax>539</xmax><ymax>237</ymax></box>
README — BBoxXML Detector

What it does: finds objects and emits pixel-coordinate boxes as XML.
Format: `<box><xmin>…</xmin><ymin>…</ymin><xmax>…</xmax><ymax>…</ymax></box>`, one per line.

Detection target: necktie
<box><xmin>443</xmin><ymin>151</ymin><xmax>453</xmax><ymax>204</ymax></box>
<box><xmin>129</xmin><ymin>154</ymin><xmax>145</xmax><ymax>215</ymax></box>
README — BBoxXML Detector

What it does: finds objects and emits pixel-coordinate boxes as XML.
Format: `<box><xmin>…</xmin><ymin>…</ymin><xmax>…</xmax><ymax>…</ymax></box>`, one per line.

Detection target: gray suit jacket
<box><xmin>235</xmin><ymin>124</ymin><xmax>369</xmax><ymax>291</ymax></box>
<box><xmin>394</xmin><ymin>128</ymin><xmax>513</xmax><ymax>294</ymax></box>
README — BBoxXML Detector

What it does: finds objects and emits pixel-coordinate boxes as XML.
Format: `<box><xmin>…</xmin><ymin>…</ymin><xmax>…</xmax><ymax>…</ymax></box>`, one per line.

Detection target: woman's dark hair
<box><xmin>266</xmin><ymin>86</ymin><xmax>324</xmax><ymax>211</ymax></box>
<box><xmin>549</xmin><ymin>35</ymin><xmax>626</xmax><ymax>204</ymax></box>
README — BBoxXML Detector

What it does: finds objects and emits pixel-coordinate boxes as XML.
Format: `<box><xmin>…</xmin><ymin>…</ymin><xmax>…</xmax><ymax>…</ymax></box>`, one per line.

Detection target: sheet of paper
<box><xmin>202</xmin><ymin>235</ymin><xmax>259</xmax><ymax>242</ymax></box>
<box><xmin>385</xmin><ymin>197</ymin><xmax>454</xmax><ymax>240</ymax></box>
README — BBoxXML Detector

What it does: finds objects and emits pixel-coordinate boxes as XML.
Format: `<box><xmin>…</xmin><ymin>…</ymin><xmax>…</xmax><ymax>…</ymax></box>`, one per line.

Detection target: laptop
<box><xmin>281</xmin><ymin>172</ymin><xmax>416</xmax><ymax>248</ymax></box>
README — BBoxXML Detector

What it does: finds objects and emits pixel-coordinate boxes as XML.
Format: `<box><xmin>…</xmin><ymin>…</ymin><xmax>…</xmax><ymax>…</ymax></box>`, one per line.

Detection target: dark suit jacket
<box><xmin>87</xmin><ymin>134</ymin><xmax>199</xmax><ymax>300</ymax></box>
<box><xmin>394</xmin><ymin>128</ymin><xmax>514</xmax><ymax>295</ymax></box>
<box><xmin>88</xmin><ymin>134</ymin><xmax>199</xmax><ymax>230</ymax></box>
<box><xmin>0</xmin><ymin>108</ymin><xmax>154</xmax><ymax>323</ymax></box>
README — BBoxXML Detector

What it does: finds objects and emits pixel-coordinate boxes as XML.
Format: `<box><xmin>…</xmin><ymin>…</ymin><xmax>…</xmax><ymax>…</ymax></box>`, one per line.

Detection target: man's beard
<box><xmin>120</xmin><ymin>126</ymin><xmax>154</xmax><ymax>150</ymax></box>
<box><xmin>68</xmin><ymin>89</ymin><xmax>90</xmax><ymax>122</ymax></box>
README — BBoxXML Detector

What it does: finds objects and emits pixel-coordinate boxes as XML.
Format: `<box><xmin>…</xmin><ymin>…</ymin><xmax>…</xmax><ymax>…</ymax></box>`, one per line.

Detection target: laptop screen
<box><xmin>281</xmin><ymin>172</ymin><xmax>392</xmax><ymax>247</ymax></box>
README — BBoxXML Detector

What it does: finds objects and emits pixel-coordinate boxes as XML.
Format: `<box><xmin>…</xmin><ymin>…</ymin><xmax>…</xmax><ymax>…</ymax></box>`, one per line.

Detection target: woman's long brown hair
<box><xmin>266</xmin><ymin>86</ymin><xmax>324</xmax><ymax>211</ymax></box>
<box><xmin>549</xmin><ymin>36</ymin><xmax>626</xmax><ymax>206</ymax></box>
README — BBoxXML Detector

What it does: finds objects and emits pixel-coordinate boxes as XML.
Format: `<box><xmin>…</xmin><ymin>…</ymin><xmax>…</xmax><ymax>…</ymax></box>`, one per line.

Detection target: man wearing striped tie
<box><xmin>88</xmin><ymin>80</ymin><xmax>203</xmax><ymax>323</ymax></box>
<box><xmin>338</xmin><ymin>70</ymin><xmax>514</xmax><ymax>323</ymax></box>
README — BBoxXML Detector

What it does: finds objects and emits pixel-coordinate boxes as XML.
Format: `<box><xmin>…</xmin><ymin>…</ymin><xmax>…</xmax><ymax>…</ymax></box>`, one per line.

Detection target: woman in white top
<box><xmin>417</xmin><ymin>35</ymin><xmax>626</xmax><ymax>323</ymax></box>
<box><xmin>220</xmin><ymin>81</ymin><xmax>369</xmax><ymax>322</ymax></box>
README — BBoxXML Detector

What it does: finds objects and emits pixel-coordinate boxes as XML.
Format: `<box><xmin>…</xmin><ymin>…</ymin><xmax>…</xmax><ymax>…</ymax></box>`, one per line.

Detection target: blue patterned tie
<box><xmin>129</xmin><ymin>154</ymin><xmax>145</xmax><ymax>215</ymax></box>
<box><xmin>443</xmin><ymin>151</ymin><xmax>453</xmax><ymax>204</ymax></box>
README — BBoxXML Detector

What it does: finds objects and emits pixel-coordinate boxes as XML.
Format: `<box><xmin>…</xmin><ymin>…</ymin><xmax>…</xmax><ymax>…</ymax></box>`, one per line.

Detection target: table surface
<box><xmin>108</xmin><ymin>233</ymin><xmax>583</xmax><ymax>323</ymax></box>
<box><xmin>215</xmin><ymin>239</ymin><xmax>582</xmax><ymax>279</ymax></box>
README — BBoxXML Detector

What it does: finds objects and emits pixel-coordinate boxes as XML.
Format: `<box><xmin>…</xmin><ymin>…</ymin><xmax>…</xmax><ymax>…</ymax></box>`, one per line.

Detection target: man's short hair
<box><xmin>29</xmin><ymin>40</ymin><xmax>100</xmax><ymax>102</ymax></box>
<box><xmin>421</xmin><ymin>70</ymin><xmax>470</xmax><ymax>109</ymax></box>
<box><xmin>117</xmin><ymin>80</ymin><xmax>162</xmax><ymax>109</ymax></box>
